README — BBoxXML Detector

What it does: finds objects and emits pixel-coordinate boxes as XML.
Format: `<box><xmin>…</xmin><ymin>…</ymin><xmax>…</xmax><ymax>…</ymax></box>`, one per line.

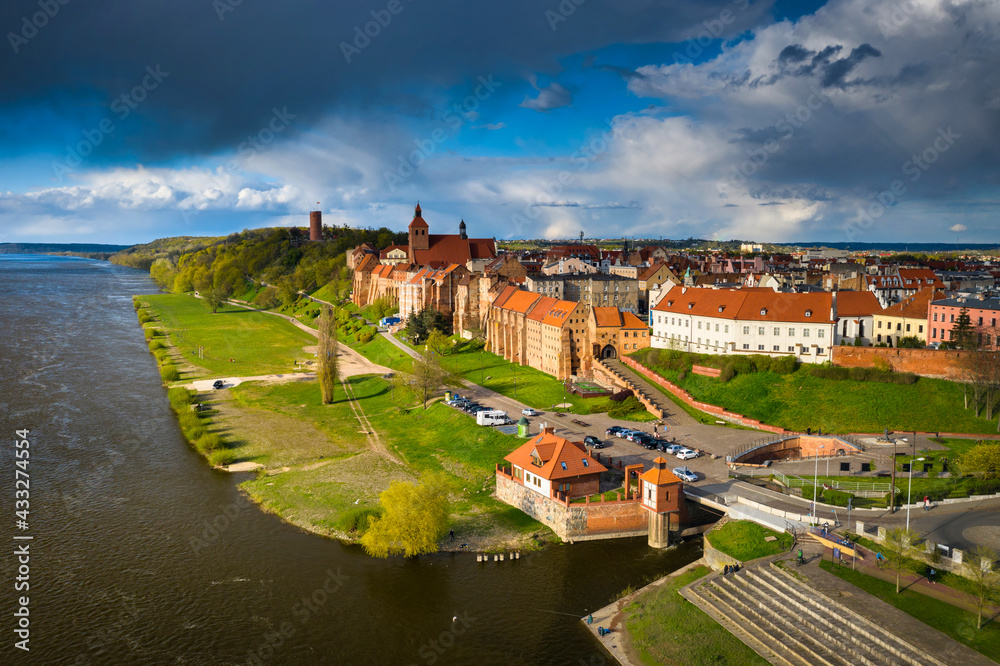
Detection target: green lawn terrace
<box><xmin>143</xmin><ymin>293</ymin><xmax>315</xmax><ymax>377</ymax></box>
<box><xmin>405</xmin><ymin>336</ymin><xmax>655</xmax><ymax>420</ymax></box>
<box><xmin>631</xmin><ymin>348</ymin><xmax>1000</xmax><ymax>435</ymax></box>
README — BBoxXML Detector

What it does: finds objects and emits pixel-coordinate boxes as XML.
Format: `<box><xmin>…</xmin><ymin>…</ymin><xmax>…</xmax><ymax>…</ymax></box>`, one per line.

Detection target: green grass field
<box><xmin>707</xmin><ymin>520</ymin><xmax>793</xmax><ymax>561</ymax></box>
<box><xmin>408</xmin><ymin>338</ymin><xmax>653</xmax><ymax>419</ymax></box>
<box><xmin>624</xmin><ymin>565</ymin><xmax>768</xmax><ymax>666</ymax></box>
<box><xmin>229</xmin><ymin>375</ymin><xmax>544</xmax><ymax>542</ymax></box>
<box><xmin>144</xmin><ymin>294</ymin><xmax>315</xmax><ymax>377</ymax></box>
<box><xmin>819</xmin><ymin>561</ymin><xmax>1000</xmax><ymax>659</ymax></box>
<box><xmin>632</xmin><ymin>350</ymin><xmax>1000</xmax><ymax>434</ymax></box>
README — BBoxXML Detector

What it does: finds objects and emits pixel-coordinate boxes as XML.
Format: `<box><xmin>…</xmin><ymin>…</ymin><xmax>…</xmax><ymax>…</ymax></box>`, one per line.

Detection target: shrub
<box><xmin>719</xmin><ymin>365</ymin><xmax>736</xmax><ymax>383</ymax></box>
<box><xmin>195</xmin><ymin>433</ymin><xmax>223</xmax><ymax>455</ymax></box>
<box><xmin>609</xmin><ymin>389</ymin><xmax>634</xmax><ymax>403</ymax></box>
<box><xmin>822</xmin><ymin>489</ymin><xmax>853</xmax><ymax>507</ymax></box>
<box><xmin>253</xmin><ymin>286</ymin><xmax>280</xmax><ymax>309</ymax></box>
<box><xmin>148</xmin><ymin>339</ymin><xmax>164</xmax><ymax>351</ymax></box>
<box><xmin>208</xmin><ymin>448</ymin><xmax>237</xmax><ymax>467</ymax></box>
<box><xmin>137</xmin><ymin>311</ymin><xmax>153</xmax><ymax>324</ymax></box>
<box><xmin>358</xmin><ymin>328</ymin><xmax>376</xmax><ymax>344</ymax></box>
<box><xmin>144</xmin><ymin>328</ymin><xmax>157</xmax><ymax>340</ymax></box>
<box><xmin>159</xmin><ymin>363</ymin><xmax>179</xmax><ymax>382</ymax></box>
<box><xmin>336</xmin><ymin>507</ymin><xmax>383</xmax><ymax>535</ymax></box>
<box><xmin>677</xmin><ymin>371</ymin><xmax>687</xmax><ymax>382</ymax></box>
<box><xmin>608</xmin><ymin>396</ymin><xmax>644</xmax><ymax>419</ymax></box>
<box><xmin>167</xmin><ymin>386</ymin><xmax>195</xmax><ymax>408</ymax></box>
<box><xmin>132</xmin><ymin>296</ymin><xmax>141</xmax><ymax>310</ymax></box>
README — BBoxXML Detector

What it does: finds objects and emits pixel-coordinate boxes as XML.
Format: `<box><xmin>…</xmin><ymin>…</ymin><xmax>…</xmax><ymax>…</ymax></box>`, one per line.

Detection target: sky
<box><xmin>1</xmin><ymin>0</ymin><xmax>998</xmax><ymax>245</ymax></box>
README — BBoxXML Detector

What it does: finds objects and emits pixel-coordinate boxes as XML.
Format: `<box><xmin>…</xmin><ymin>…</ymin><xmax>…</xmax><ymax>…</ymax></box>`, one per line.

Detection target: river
<box><xmin>0</xmin><ymin>255</ymin><xmax>702</xmax><ymax>665</ymax></box>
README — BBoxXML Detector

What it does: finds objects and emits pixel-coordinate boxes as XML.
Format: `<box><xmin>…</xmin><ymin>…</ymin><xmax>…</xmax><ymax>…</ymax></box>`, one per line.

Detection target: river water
<box><xmin>0</xmin><ymin>255</ymin><xmax>701</xmax><ymax>665</ymax></box>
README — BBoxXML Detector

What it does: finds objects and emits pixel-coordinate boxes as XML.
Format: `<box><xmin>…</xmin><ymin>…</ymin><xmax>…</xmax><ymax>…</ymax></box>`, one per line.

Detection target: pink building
<box><xmin>927</xmin><ymin>295</ymin><xmax>1000</xmax><ymax>349</ymax></box>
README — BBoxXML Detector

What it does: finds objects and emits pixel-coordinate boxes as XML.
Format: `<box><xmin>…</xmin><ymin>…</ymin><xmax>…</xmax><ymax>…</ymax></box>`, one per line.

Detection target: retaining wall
<box><xmin>831</xmin><ymin>346</ymin><xmax>967</xmax><ymax>380</ymax></box>
<box><xmin>495</xmin><ymin>473</ymin><xmax>647</xmax><ymax>542</ymax></box>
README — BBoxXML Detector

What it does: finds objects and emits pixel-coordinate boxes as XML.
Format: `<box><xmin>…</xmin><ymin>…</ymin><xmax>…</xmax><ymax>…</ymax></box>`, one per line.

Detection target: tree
<box><xmin>425</xmin><ymin>329</ymin><xmax>451</xmax><ymax>357</ymax></box>
<box><xmin>412</xmin><ymin>353</ymin><xmax>448</xmax><ymax>409</ymax></box>
<box><xmin>963</xmin><ymin>545</ymin><xmax>1000</xmax><ymax>630</ymax></box>
<box><xmin>882</xmin><ymin>527</ymin><xmax>919</xmax><ymax>593</ymax></box>
<box><xmin>361</xmin><ymin>475</ymin><xmax>450</xmax><ymax>558</ymax></box>
<box><xmin>317</xmin><ymin>306</ymin><xmax>339</xmax><ymax>404</ymax></box>
<box><xmin>958</xmin><ymin>442</ymin><xmax>1000</xmax><ymax>479</ymax></box>
<box><xmin>897</xmin><ymin>336</ymin><xmax>924</xmax><ymax>349</ymax></box>
<box><xmin>203</xmin><ymin>288</ymin><xmax>225</xmax><ymax>314</ymax></box>
<box><xmin>405</xmin><ymin>311</ymin><xmax>428</xmax><ymax>344</ymax></box>
<box><xmin>953</xmin><ymin>307</ymin><xmax>977</xmax><ymax>350</ymax></box>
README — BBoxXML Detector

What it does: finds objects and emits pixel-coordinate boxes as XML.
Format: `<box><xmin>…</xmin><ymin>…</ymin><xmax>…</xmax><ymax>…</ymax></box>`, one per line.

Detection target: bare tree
<box><xmin>963</xmin><ymin>545</ymin><xmax>1000</xmax><ymax>630</ymax></box>
<box><xmin>317</xmin><ymin>306</ymin><xmax>339</xmax><ymax>404</ymax></box>
<box><xmin>882</xmin><ymin>527</ymin><xmax>919</xmax><ymax>593</ymax></box>
<box><xmin>412</xmin><ymin>353</ymin><xmax>447</xmax><ymax>409</ymax></box>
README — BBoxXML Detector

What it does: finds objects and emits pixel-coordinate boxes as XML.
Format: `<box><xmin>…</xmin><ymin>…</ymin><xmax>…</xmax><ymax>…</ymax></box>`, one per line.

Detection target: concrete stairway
<box><xmin>682</xmin><ymin>561</ymin><xmax>945</xmax><ymax>666</ymax></box>
<box><xmin>599</xmin><ymin>359</ymin><xmax>670</xmax><ymax>418</ymax></box>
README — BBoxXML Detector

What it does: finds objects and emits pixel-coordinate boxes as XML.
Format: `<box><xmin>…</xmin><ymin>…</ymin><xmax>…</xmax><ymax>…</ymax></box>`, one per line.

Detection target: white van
<box><xmin>476</xmin><ymin>410</ymin><xmax>510</xmax><ymax>426</ymax></box>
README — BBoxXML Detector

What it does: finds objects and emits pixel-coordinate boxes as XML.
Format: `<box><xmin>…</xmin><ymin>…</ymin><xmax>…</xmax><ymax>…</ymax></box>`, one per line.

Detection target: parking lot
<box><xmin>443</xmin><ymin>382</ymin><xmax>763</xmax><ymax>486</ymax></box>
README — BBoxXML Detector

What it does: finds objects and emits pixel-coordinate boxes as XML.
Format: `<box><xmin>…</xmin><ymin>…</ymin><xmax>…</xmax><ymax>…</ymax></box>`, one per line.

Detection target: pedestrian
<box><xmin>653</xmin><ymin>424</ymin><xmax>658</xmax><ymax>437</ymax></box>
<box><xmin>923</xmin><ymin>495</ymin><xmax>930</xmax><ymax>511</ymax></box>
<box><xmin>450</xmin><ymin>529</ymin><xmax>455</xmax><ymax>541</ymax></box>
<box><xmin>929</xmin><ymin>568</ymin><xmax>936</xmax><ymax>584</ymax></box>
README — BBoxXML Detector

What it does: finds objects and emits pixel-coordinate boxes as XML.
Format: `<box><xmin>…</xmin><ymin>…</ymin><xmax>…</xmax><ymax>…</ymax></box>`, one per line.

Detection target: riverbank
<box><xmin>139</xmin><ymin>292</ymin><xmax>551</xmax><ymax>552</ymax></box>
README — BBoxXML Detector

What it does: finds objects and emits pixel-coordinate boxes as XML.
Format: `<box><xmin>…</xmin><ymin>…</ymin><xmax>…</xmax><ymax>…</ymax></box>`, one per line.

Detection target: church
<box><xmin>403</xmin><ymin>203</ymin><xmax>497</xmax><ymax>271</ymax></box>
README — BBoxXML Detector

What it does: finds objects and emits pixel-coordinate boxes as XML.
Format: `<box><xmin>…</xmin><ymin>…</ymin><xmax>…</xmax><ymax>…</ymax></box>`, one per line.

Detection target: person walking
<box><xmin>923</xmin><ymin>495</ymin><xmax>930</xmax><ymax>511</ymax></box>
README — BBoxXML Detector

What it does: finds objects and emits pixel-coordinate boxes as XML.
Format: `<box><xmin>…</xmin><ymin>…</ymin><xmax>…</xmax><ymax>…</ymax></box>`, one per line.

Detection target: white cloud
<box><xmin>949</xmin><ymin>223</ymin><xmax>967</xmax><ymax>233</ymax></box>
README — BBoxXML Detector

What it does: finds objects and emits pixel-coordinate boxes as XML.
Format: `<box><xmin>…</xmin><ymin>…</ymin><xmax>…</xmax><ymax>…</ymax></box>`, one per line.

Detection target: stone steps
<box><xmin>600</xmin><ymin>359</ymin><xmax>670</xmax><ymax>417</ymax></box>
<box><xmin>685</xmin><ymin>561</ymin><xmax>946</xmax><ymax>666</ymax></box>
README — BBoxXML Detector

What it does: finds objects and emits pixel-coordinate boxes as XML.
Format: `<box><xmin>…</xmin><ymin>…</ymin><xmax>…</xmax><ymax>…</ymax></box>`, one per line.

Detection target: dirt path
<box><xmin>341</xmin><ymin>378</ymin><xmax>404</xmax><ymax>466</ymax></box>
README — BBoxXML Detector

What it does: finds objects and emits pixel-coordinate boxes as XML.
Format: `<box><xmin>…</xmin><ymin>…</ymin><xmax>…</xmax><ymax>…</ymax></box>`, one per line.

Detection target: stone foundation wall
<box><xmin>495</xmin><ymin>474</ymin><xmax>648</xmax><ymax>542</ymax></box>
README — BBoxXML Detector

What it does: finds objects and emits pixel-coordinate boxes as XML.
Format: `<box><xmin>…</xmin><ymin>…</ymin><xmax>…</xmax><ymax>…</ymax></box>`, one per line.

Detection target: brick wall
<box><xmin>692</xmin><ymin>364</ymin><xmax>721</xmax><ymax>377</ymax></box>
<box><xmin>831</xmin><ymin>346</ymin><xmax>969</xmax><ymax>380</ymax></box>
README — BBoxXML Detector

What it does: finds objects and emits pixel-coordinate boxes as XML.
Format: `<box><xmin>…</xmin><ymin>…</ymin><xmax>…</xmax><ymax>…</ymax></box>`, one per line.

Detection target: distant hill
<box><xmin>109</xmin><ymin>235</ymin><xmax>227</xmax><ymax>270</ymax></box>
<box><xmin>0</xmin><ymin>242</ymin><xmax>135</xmax><ymax>260</ymax></box>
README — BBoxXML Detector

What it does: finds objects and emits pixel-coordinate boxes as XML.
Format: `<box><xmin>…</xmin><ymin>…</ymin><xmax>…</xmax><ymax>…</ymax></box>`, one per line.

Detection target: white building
<box><xmin>649</xmin><ymin>285</ymin><xmax>836</xmax><ymax>363</ymax></box>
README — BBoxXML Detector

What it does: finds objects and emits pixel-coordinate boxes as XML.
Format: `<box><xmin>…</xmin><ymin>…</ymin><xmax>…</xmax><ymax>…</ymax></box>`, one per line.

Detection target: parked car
<box><xmin>665</xmin><ymin>443</ymin><xmax>683</xmax><ymax>455</ymax></box>
<box><xmin>652</xmin><ymin>439</ymin><xmax>671</xmax><ymax>452</ymax></box>
<box><xmin>626</xmin><ymin>430</ymin><xmax>647</xmax><ymax>442</ymax></box>
<box><xmin>672</xmin><ymin>467</ymin><xmax>698</xmax><ymax>482</ymax></box>
<box><xmin>212</xmin><ymin>380</ymin><xmax>224</xmax><ymax>389</ymax></box>
<box><xmin>522</xmin><ymin>408</ymin><xmax>539</xmax><ymax>416</ymax></box>
<box><xmin>676</xmin><ymin>448</ymin><xmax>700</xmax><ymax>460</ymax></box>
<box><xmin>605</xmin><ymin>425</ymin><xmax>625</xmax><ymax>437</ymax></box>
<box><xmin>583</xmin><ymin>435</ymin><xmax>604</xmax><ymax>448</ymax></box>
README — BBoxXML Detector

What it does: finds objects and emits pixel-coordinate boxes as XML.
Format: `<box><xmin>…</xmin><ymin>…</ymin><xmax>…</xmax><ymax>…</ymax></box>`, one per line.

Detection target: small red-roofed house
<box><xmin>504</xmin><ymin>427</ymin><xmax>607</xmax><ymax>499</ymax></box>
<box><xmin>589</xmin><ymin>306</ymin><xmax>651</xmax><ymax>360</ymax></box>
<box><xmin>833</xmin><ymin>290</ymin><xmax>882</xmax><ymax>346</ymax></box>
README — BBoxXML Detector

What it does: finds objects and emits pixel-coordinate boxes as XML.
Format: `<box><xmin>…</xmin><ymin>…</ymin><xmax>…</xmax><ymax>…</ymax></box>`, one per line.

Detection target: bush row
<box><xmin>167</xmin><ymin>387</ymin><xmax>237</xmax><ymax>467</ymax></box>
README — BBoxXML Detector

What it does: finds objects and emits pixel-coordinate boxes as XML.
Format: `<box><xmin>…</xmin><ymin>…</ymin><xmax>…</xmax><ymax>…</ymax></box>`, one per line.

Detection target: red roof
<box><xmin>880</xmin><ymin>288</ymin><xmax>942</xmax><ymax>319</ymax></box>
<box><xmin>652</xmin><ymin>287</ymin><xmax>833</xmax><ymax>324</ymax></box>
<box><xmin>505</xmin><ymin>431</ymin><xmax>607</xmax><ymax>481</ymax></box>
<box><xmin>540</xmin><ymin>300</ymin><xmax>577</xmax><ymax>327</ymax></box>
<box><xmin>526</xmin><ymin>296</ymin><xmax>558</xmax><ymax>322</ymax></box>
<box><xmin>835</xmin><ymin>291</ymin><xmax>881</xmax><ymax>317</ymax></box>
<box><xmin>592</xmin><ymin>306</ymin><xmax>623</xmax><ymax>327</ymax></box>
<box><xmin>411</xmin><ymin>235</ymin><xmax>497</xmax><ymax>266</ymax></box>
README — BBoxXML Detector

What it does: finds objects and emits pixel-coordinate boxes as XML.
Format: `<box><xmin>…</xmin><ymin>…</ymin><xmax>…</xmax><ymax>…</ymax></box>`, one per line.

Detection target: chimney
<box><xmin>542</xmin><ymin>426</ymin><xmax>555</xmax><ymax>435</ymax></box>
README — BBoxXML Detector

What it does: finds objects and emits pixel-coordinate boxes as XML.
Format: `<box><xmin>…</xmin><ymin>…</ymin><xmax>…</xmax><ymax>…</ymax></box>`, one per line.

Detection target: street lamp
<box><xmin>812</xmin><ymin>444</ymin><xmax>825</xmax><ymax>521</ymax></box>
<box><xmin>906</xmin><ymin>456</ymin><xmax>925</xmax><ymax>531</ymax></box>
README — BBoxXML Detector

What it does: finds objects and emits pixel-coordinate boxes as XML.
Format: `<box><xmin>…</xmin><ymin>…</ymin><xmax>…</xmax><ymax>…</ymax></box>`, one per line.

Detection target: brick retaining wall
<box><xmin>831</xmin><ymin>346</ymin><xmax>969</xmax><ymax>380</ymax></box>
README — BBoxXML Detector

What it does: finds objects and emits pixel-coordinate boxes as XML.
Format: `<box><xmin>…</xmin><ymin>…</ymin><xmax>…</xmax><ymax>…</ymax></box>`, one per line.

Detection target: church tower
<box><xmin>408</xmin><ymin>202</ymin><xmax>429</xmax><ymax>261</ymax></box>
<box><xmin>459</xmin><ymin>219</ymin><xmax>467</xmax><ymax>240</ymax></box>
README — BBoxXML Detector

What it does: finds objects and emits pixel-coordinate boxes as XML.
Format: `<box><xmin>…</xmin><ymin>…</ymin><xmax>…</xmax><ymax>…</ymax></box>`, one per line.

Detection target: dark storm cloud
<box><xmin>819</xmin><ymin>43</ymin><xmax>881</xmax><ymax>88</ymax></box>
<box><xmin>0</xmin><ymin>0</ymin><xmax>768</xmax><ymax>162</ymax></box>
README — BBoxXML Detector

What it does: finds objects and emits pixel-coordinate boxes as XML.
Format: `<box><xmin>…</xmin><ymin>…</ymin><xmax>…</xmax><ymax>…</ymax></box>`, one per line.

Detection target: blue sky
<box><xmin>1</xmin><ymin>0</ymin><xmax>998</xmax><ymax>245</ymax></box>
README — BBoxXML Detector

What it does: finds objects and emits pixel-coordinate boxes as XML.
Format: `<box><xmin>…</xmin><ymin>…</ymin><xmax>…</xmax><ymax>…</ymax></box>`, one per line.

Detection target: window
<box><xmin>560</xmin><ymin>462</ymin><xmax>567</xmax><ymax>470</ymax></box>
<box><xmin>803</xmin><ymin>329</ymin><xmax>810</xmax><ymax>338</ymax></box>
<box><xmin>725</xmin><ymin>325</ymin><xmax>729</xmax><ymax>333</ymax></box>
<box><xmin>773</xmin><ymin>345</ymin><xmax>780</xmax><ymax>351</ymax></box>
<box><xmin>919</xmin><ymin>325</ymin><xmax>923</xmax><ymax>333</ymax></box>
<box><xmin>896</xmin><ymin>323</ymin><xmax>902</xmax><ymax>331</ymax></box>
<box><xmin>697</xmin><ymin>321</ymin><xmax>702</xmax><ymax>330</ymax></box>
<box><xmin>950</xmin><ymin>314</ymin><xmax>954</xmax><ymax>323</ymax></box>
<box><xmin>743</xmin><ymin>326</ymin><xmax>750</xmax><ymax>334</ymax></box>
<box><xmin>818</xmin><ymin>329</ymin><xmax>825</xmax><ymax>338</ymax></box>
<box><xmin>933</xmin><ymin>313</ymin><xmax>938</xmax><ymax>322</ymax></box>
<box><xmin>805</xmin><ymin>310</ymin><xmax>812</xmax><ymax>318</ymax></box>
<box><xmin>932</xmin><ymin>328</ymin><xmax>937</xmax><ymax>338</ymax></box>
<box><xmin>817</xmin><ymin>347</ymin><xmax>824</xmax><ymax>354</ymax></box>
<box><xmin>758</xmin><ymin>327</ymin><xmax>765</xmax><ymax>335</ymax></box>
<box><xmin>905</xmin><ymin>324</ymin><xmax>911</xmax><ymax>332</ymax></box>
<box><xmin>697</xmin><ymin>338</ymin><xmax>701</xmax><ymax>345</ymax></box>
<box><xmin>760</xmin><ymin>308</ymin><xmax>767</xmax><ymax>315</ymax></box>
<box><xmin>582</xmin><ymin>458</ymin><xmax>589</xmax><ymax>467</ymax></box>
<box><xmin>758</xmin><ymin>344</ymin><xmax>764</xmax><ymax>350</ymax></box>
<box><xmin>788</xmin><ymin>328</ymin><xmax>795</xmax><ymax>336</ymax></box>
<box><xmin>878</xmin><ymin>320</ymin><xmax>883</xmax><ymax>328</ymax></box>
<box><xmin>714</xmin><ymin>323</ymin><xmax>719</xmax><ymax>332</ymax></box>
<box><xmin>774</xmin><ymin>327</ymin><xmax>781</xmax><ymax>336</ymax></box>
<box><xmin>788</xmin><ymin>346</ymin><xmax>794</xmax><ymax>352</ymax></box>
<box><xmin>877</xmin><ymin>334</ymin><xmax>882</xmax><ymax>342</ymax></box>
